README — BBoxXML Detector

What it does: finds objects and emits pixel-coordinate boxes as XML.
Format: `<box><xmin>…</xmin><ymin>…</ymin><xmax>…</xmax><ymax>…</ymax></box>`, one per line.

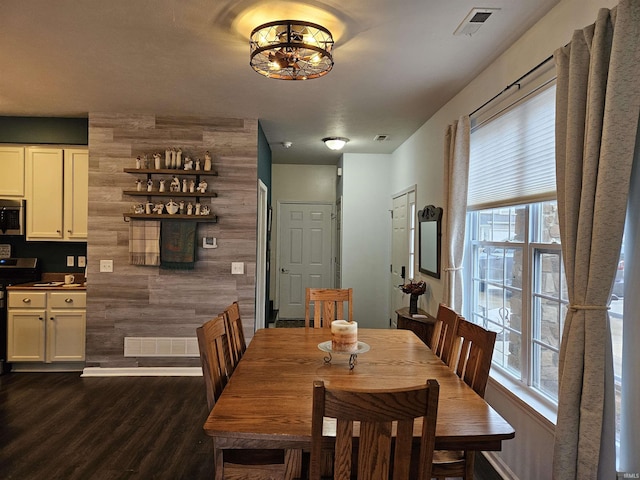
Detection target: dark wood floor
<box><xmin>0</xmin><ymin>372</ymin><xmax>503</xmax><ymax>480</ymax></box>
<box><xmin>0</xmin><ymin>372</ymin><xmax>214</xmax><ymax>480</ymax></box>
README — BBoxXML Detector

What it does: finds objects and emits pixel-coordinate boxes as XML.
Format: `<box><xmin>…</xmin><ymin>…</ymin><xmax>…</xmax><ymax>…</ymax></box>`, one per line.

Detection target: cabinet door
<box><xmin>63</xmin><ymin>149</ymin><xmax>88</xmax><ymax>240</ymax></box>
<box><xmin>47</xmin><ymin>310</ymin><xmax>86</xmax><ymax>362</ymax></box>
<box><xmin>0</xmin><ymin>146</ymin><xmax>25</xmax><ymax>197</ymax></box>
<box><xmin>26</xmin><ymin>147</ymin><xmax>64</xmax><ymax>239</ymax></box>
<box><xmin>7</xmin><ymin>310</ymin><xmax>46</xmax><ymax>362</ymax></box>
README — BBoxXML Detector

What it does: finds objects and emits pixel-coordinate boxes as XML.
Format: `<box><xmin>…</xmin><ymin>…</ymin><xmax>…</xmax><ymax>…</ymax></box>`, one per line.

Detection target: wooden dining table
<box><xmin>203</xmin><ymin>327</ymin><xmax>515</xmax><ymax>475</ymax></box>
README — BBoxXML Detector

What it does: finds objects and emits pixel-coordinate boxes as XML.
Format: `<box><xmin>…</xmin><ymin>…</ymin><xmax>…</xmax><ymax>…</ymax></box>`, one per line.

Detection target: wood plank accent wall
<box><xmin>86</xmin><ymin>113</ymin><xmax>258</xmax><ymax>368</ymax></box>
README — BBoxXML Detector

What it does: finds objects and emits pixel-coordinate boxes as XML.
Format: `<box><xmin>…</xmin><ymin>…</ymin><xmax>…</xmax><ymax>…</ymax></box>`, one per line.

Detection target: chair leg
<box><xmin>464</xmin><ymin>450</ymin><xmax>475</xmax><ymax>480</ymax></box>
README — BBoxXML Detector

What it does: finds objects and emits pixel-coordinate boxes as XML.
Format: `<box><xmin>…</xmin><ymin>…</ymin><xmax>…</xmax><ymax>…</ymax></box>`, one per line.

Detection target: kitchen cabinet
<box><xmin>0</xmin><ymin>146</ymin><xmax>25</xmax><ymax>197</ymax></box>
<box><xmin>7</xmin><ymin>290</ymin><xmax>86</xmax><ymax>363</ymax></box>
<box><xmin>25</xmin><ymin>147</ymin><xmax>88</xmax><ymax>241</ymax></box>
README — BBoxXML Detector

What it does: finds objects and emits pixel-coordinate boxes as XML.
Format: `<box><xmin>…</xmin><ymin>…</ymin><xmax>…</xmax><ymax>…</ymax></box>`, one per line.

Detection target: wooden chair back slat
<box><xmin>223</xmin><ymin>301</ymin><xmax>247</xmax><ymax>373</ymax></box>
<box><xmin>310</xmin><ymin>378</ymin><xmax>439</xmax><ymax>480</ymax></box>
<box><xmin>431</xmin><ymin>303</ymin><xmax>462</xmax><ymax>367</ymax></box>
<box><xmin>305</xmin><ymin>288</ymin><xmax>353</xmax><ymax>328</ymax></box>
<box><xmin>453</xmin><ymin>318</ymin><xmax>497</xmax><ymax>397</ymax></box>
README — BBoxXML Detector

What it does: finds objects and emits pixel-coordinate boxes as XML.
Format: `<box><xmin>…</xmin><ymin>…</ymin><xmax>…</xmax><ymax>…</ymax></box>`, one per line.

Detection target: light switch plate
<box><xmin>231</xmin><ymin>262</ymin><xmax>244</xmax><ymax>275</ymax></box>
<box><xmin>100</xmin><ymin>259</ymin><xmax>114</xmax><ymax>272</ymax></box>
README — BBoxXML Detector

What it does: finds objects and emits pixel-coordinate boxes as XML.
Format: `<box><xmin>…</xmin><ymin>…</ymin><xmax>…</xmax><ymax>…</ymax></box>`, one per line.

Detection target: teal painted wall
<box><xmin>1</xmin><ymin>116</ymin><xmax>88</xmax><ymax>273</ymax></box>
<box><xmin>257</xmin><ymin>122</ymin><xmax>273</xmax><ymax>319</ymax></box>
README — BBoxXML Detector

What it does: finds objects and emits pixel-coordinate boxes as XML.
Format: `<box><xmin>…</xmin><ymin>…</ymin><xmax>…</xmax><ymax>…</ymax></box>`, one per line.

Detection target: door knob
<box><xmin>281</xmin><ymin>268</ymin><xmax>289</xmax><ymax>273</ymax></box>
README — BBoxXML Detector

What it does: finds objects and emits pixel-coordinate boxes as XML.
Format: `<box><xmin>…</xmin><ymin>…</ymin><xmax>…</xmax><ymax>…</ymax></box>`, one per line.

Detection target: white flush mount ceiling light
<box><xmin>322</xmin><ymin>137</ymin><xmax>349</xmax><ymax>151</ymax></box>
<box><xmin>250</xmin><ymin>20</ymin><xmax>334</xmax><ymax>80</ymax></box>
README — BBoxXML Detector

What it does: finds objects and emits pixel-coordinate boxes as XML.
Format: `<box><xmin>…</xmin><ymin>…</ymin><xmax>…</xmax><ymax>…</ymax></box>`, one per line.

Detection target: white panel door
<box><xmin>278</xmin><ymin>203</ymin><xmax>333</xmax><ymax>319</ymax></box>
<box><xmin>389</xmin><ymin>189</ymin><xmax>415</xmax><ymax>324</ymax></box>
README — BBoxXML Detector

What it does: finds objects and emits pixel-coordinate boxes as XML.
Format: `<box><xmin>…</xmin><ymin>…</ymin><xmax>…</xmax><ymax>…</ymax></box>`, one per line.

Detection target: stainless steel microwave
<box><xmin>0</xmin><ymin>199</ymin><xmax>25</xmax><ymax>235</ymax></box>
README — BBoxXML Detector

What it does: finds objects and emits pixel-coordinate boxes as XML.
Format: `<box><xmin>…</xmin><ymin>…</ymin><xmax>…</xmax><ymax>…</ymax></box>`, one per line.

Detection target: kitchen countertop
<box><xmin>6</xmin><ymin>273</ymin><xmax>87</xmax><ymax>291</ymax></box>
<box><xmin>6</xmin><ymin>281</ymin><xmax>86</xmax><ymax>291</ymax></box>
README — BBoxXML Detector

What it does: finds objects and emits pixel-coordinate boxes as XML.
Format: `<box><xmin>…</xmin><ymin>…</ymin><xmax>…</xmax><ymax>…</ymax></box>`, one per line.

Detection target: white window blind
<box><xmin>468</xmin><ymin>84</ymin><xmax>556</xmax><ymax>210</ymax></box>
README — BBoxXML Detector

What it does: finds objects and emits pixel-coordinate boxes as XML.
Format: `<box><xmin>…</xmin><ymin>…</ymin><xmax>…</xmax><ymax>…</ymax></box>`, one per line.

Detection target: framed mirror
<box><xmin>418</xmin><ymin>205</ymin><xmax>443</xmax><ymax>279</ymax></box>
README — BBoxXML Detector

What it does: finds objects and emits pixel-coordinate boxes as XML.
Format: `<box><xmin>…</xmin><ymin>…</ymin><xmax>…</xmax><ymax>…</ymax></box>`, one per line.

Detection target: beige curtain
<box><xmin>553</xmin><ymin>1</ymin><xmax>640</xmax><ymax>479</ymax></box>
<box><xmin>442</xmin><ymin>116</ymin><xmax>470</xmax><ymax>310</ymax></box>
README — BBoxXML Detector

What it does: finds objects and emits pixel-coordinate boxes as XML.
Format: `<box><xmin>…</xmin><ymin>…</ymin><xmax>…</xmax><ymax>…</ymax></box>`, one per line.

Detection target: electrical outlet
<box><xmin>78</xmin><ymin>256</ymin><xmax>86</xmax><ymax>267</ymax></box>
<box><xmin>231</xmin><ymin>262</ymin><xmax>244</xmax><ymax>275</ymax></box>
<box><xmin>67</xmin><ymin>255</ymin><xmax>75</xmax><ymax>267</ymax></box>
<box><xmin>100</xmin><ymin>259</ymin><xmax>114</xmax><ymax>272</ymax></box>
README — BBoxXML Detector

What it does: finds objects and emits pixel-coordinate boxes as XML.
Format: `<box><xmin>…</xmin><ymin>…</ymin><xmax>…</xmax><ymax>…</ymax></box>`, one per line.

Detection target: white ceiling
<box><xmin>1</xmin><ymin>0</ymin><xmax>559</xmax><ymax>164</ymax></box>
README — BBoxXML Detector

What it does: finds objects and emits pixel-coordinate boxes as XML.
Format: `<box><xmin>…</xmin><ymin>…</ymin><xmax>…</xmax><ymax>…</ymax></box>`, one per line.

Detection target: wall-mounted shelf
<box><xmin>123</xmin><ymin>168</ymin><xmax>218</xmax><ymax>176</ymax></box>
<box><xmin>122</xmin><ymin>166</ymin><xmax>218</xmax><ymax>223</ymax></box>
<box><xmin>124</xmin><ymin>213</ymin><xmax>218</xmax><ymax>222</ymax></box>
<box><xmin>123</xmin><ymin>190</ymin><xmax>217</xmax><ymax>198</ymax></box>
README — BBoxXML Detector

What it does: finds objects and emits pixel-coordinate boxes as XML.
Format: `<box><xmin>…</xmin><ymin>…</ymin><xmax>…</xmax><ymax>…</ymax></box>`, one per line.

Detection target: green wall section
<box><xmin>0</xmin><ymin>116</ymin><xmax>88</xmax><ymax>145</ymax></box>
<box><xmin>1</xmin><ymin>116</ymin><xmax>88</xmax><ymax>273</ymax></box>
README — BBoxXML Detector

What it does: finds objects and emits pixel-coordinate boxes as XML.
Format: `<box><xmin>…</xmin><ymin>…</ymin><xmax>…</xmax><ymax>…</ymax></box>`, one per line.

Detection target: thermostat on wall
<box><xmin>0</xmin><ymin>244</ymin><xmax>11</xmax><ymax>258</ymax></box>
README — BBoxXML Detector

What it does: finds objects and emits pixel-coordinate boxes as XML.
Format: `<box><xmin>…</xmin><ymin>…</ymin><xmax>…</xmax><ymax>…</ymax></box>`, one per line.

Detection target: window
<box><xmin>467</xmin><ymin>201</ymin><xmax>566</xmax><ymax>402</ymax></box>
<box><xmin>466</xmin><ymin>80</ymin><xmax>562</xmax><ymax>403</ymax></box>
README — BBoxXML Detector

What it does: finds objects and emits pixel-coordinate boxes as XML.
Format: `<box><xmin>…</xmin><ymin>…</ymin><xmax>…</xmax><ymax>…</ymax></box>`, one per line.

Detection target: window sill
<box><xmin>487</xmin><ymin>368</ymin><xmax>557</xmax><ymax>431</ymax></box>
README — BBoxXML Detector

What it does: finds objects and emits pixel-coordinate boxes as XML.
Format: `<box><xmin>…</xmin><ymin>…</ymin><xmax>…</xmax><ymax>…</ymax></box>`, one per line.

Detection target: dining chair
<box><xmin>304</xmin><ymin>288</ymin><xmax>353</xmax><ymax>328</ymax></box>
<box><xmin>310</xmin><ymin>378</ymin><xmax>440</xmax><ymax>480</ymax></box>
<box><xmin>432</xmin><ymin>318</ymin><xmax>497</xmax><ymax>480</ymax></box>
<box><xmin>223</xmin><ymin>301</ymin><xmax>247</xmax><ymax>373</ymax></box>
<box><xmin>196</xmin><ymin>315</ymin><xmax>303</xmax><ymax>480</ymax></box>
<box><xmin>196</xmin><ymin>315</ymin><xmax>232</xmax><ymax>411</ymax></box>
<box><xmin>430</xmin><ymin>303</ymin><xmax>462</xmax><ymax>367</ymax></box>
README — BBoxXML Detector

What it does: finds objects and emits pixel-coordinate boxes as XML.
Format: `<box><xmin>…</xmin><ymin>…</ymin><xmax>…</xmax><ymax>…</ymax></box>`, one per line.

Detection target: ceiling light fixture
<box><xmin>322</xmin><ymin>137</ymin><xmax>349</xmax><ymax>151</ymax></box>
<box><xmin>250</xmin><ymin>20</ymin><xmax>334</xmax><ymax>80</ymax></box>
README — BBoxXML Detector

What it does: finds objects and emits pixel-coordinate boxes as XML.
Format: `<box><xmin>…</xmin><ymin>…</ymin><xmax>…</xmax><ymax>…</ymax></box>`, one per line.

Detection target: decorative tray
<box><xmin>317</xmin><ymin>341</ymin><xmax>370</xmax><ymax>355</ymax></box>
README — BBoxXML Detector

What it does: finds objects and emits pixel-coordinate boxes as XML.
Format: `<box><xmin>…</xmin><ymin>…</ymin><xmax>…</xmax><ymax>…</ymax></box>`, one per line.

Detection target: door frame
<box><xmin>255</xmin><ymin>180</ymin><xmax>268</xmax><ymax>331</ymax></box>
<box><xmin>274</xmin><ymin>200</ymin><xmax>335</xmax><ymax>313</ymax></box>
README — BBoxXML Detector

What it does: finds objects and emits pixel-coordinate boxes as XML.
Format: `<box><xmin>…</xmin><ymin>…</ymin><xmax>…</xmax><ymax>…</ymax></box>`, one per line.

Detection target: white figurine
<box><xmin>147</xmin><ymin>179</ymin><xmax>153</xmax><ymax>192</ymax></box>
<box><xmin>145</xmin><ymin>202</ymin><xmax>153</xmax><ymax>214</ymax></box>
<box><xmin>153</xmin><ymin>202</ymin><xmax>164</xmax><ymax>214</ymax></box>
<box><xmin>179</xmin><ymin>201</ymin><xmax>185</xmax><ymax>214</ymax></box>
<box><xmin>183</xmin><ymin>157</ymin><xmax>193</xmax><ymax>170</ymax></box>
<box><xmin>204</xmin><ymin>151</ymin><xmax>212</xmax><ymax>171</ymax></box>
<box><xmin>187</xmin><ymin>202</ymin><xmax>193</xmax><ymax>215</ymax></box>
<box><xmin>135</xmin><ymin>156</ymin><xmax>142</xmax><ymax>169</ymax></box>
<box><xmin>182</xmin><ymin>178</ymin><xmax>188</xmax><ymax>193</ymax></box>
<box><xmin>201</xmin><ymin>205</ymin><xmax>211</xmax><ymax>216</ymax></box>
<box><xmin>153</xmin><ymin>153</ymin><xmax>162</xmax><ymax>170</ymax></box>
<box><xmin>176</xmin><ymin>148</ymin><xmax>183</xmax><ymax>169</ymax></box>
<box><xmin>170</xmin><ymin>148</ymin><xmax>176</xmax><ymax>169</ymax></box>
<box><xmin>159</xmin><ymin>179</ymin><xmax>166</xmax><ymax>192</ymax></box>
<box><xmin>165</xmin><ymin>149</ymin><xmax>171</xmax><ymax>169</ymax></box>
<box><xmin>195</xmin><ymin>203</ymin><xmax>201</xmax><ymax>215</ymax></box>
<box><xmin>170</xmin><ymin>176</ymin><xmax>180</xmax><ymax>192</ymax></box>
<box><xmin>197</xmin><ymin>179</ymin><xmax>208</xmax><ymax>194</ymax></box>
<box><xmin>195</xmin><ymin>158</ymin><xmax>201</xmax><ymax>171</ymax></box>
<box><xmin>136</xmin><ymin>179</ymin><xmax>142</xmax><ymax>191</ymax></box>
<box><xmin>189</xmin><ymin>179</ymin><xmax>195</xmax><ymax>193</ymax></box>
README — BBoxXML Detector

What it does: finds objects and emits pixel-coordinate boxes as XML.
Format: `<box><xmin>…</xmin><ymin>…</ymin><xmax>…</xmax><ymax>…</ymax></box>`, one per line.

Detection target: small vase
<box><xmin>409</xmin><ymin>294</ymin><xmax>419</xmax><ymax>315</ymax></box>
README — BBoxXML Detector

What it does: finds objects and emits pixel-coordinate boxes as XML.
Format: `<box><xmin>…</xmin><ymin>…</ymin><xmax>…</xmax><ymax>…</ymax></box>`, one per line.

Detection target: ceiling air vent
<box><xmin>453</xmin><ymin>8</ymin><xmax>500</xmax><ymax>36</ymax></box>
<box><xmin>374</xmin><ymin>134</ymin><xmax>389</xmax><ymax>142</ymax></box>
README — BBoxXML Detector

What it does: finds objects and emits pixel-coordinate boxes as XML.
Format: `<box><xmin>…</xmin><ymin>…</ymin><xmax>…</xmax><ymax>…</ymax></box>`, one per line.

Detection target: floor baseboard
<box><xmin>81</xmin><ymin>366</ymin><xmax>202</xmax><ymax>377</ymax></box>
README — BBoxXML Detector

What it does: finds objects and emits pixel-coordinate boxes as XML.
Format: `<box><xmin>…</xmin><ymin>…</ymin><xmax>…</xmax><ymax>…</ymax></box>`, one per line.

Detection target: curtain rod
<box><xmin>468</xmin><ymin>53</ymin><xmax>554</xmax><ymax>117</ymax></box>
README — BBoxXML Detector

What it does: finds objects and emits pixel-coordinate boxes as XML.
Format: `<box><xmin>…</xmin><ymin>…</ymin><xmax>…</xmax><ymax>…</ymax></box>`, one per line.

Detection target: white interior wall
<box><xmin>388</xmin><ymin>0</ymin><xmax>618</xmax><ymax>478</ymax></box>
<box><xmin>341</xmin><ymin>153</ymin><xmax>392</xmax><ymax>329</ymax></box>
<box><xmin>270</xmin><ymin>164</ymin><xmax>337</xmax><ymax>306</ymax></box>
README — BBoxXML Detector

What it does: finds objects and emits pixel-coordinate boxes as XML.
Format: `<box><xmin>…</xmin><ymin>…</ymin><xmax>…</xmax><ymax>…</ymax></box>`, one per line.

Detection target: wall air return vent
<box><xmin>454</xmin><ymin>8</ymin><xmax>500</xmax><ymax>36</ymax></box>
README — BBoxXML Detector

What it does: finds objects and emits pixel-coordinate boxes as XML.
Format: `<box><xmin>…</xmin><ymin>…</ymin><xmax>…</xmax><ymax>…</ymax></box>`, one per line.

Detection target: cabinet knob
<box><xmin>65</xmin><ymin>298</ymin><xmax>73</xmax><ymax>303</ymax></box>
<box><xmin>68</xmin><ymin>230</ymin><xmax>72</xmax><ymax>233</ymax></box>
<box><xmin>50</xmin><ymin>317</ymin><xmax>55</xmax><ymax>321</ymax></box>
<box><xmin>38</xmin><ymin>317</ymin><xmax>43</xmax><ymax>321</ymax></box>
<box><xmin>57</xmin><ymin>230</ymin><xmax>61</xmax><ymax>233</ymax></box>
<box><xmin>22</xmin><ymin>298</ymin><xmax>31</xmax><ymax>303</ymax></box>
